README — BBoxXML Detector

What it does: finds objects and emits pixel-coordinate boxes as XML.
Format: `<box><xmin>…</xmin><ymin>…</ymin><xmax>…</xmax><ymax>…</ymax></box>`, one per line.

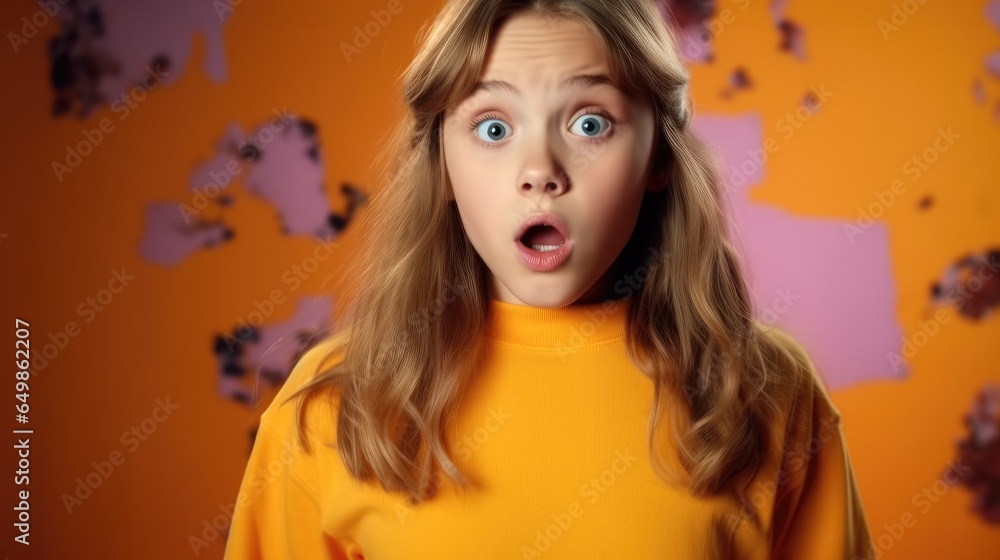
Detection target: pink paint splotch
<box><xmin>987</xmin><ymin>0</ymin><xmax>1000</xmax><ymax>30</ymax></box>
<box><xmin>49</xmin><ymin>0</ymin><xmax>230</xmax><ymax>118</ymax></box>
<box><xmin>137</xmin><ymin>202</ymin><xmax>232</xmax><ymax>267</ymax></box>
<box><xmin>652</xmin><ymin>0</ymin><xmax>806</xmax><ymax>65</ymax></box>
<box><xmin>93</xmin><ymin>0</ymin><xmax>229</xmax><ymax>96</ymax></box>
<box><xmin>190</xmin><ymin>116</ymin><xmax>367</xmax><ymax>238</ymax></box>
<box><xmin>214</xmin><ymin>296</ymin><xmax>335</xmax><ymax>407</ymax></box>
<box><xmin>692</xmin><ymin>114</ymin><xmax>906</xmax><ymax>388</ymax></box>
<box><xmin>978</xmin><ymin>0</ymin><xmax>1000</xmax><ymax>117</ymax></box>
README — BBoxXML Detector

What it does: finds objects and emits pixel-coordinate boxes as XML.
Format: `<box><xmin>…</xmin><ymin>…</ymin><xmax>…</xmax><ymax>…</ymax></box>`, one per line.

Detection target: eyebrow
<box><xmin>470</xmin><ymin>74</ymin><xmax>622</xmax><ymax>97</ymax></box>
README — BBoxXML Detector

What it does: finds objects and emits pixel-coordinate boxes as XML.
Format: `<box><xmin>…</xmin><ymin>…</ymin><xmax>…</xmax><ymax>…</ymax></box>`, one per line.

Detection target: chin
<box><xmin>502</xmin><ymin>282</ymin><xmax>587</xmax><ymax>308</ymax></box>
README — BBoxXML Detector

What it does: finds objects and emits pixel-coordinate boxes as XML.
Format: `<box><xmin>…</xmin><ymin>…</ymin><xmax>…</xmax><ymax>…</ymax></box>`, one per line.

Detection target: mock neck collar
<box><xmin>484</xmin><ymin>297</ymin><xmax>631</xmax><ymax>349</ymax></box>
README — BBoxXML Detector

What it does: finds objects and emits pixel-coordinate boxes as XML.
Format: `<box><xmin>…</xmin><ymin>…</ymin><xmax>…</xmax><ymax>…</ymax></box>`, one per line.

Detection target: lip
<box><xmin>514</xmin><ymin>213</ymin><xmax>572</xmax><ymax>242</ymax></box>
<box><xmin>513</xmin><ymin>213</ymin><xmax>573</xmax><ymax>272</ymax></box>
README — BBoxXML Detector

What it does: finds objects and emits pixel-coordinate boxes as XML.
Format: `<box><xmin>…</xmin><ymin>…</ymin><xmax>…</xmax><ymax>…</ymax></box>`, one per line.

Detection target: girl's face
<box><xmin>442</xmin><ymin>11</ymin><xmax>660</xmax><ymax>307</ymax></box>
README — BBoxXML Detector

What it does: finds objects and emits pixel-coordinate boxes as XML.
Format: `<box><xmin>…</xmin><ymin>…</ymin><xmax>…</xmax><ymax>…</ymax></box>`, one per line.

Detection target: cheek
<box><xmin>579</xmin><ymin>147</ymin><xmax>647</xmax><ymax>239</ymax></box>
<box><xmin>444</xmin><ymin>143</ymin><xmax>506</xmax><ymax>247</ymax></box>
<box><xmin>445</xmin><ymin>132</ymin><xmax>492</xmax><ymax>195</ymax></box>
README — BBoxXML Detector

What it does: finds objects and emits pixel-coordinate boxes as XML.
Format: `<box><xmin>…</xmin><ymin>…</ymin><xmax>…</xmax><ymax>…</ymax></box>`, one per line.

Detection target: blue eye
<box><xmin>473</xmin><ymin>118</ymin><xmax>510</xmax><ymax>143</ymax></box>
<box><xmin>570</xmin><ymin>114</ymin><xmax>611</xmax><ymax>138</ymax></box>
<box><xmin>468</xmin><ymin>111</ymin><xmax>614</xmax><ymax>147</ymax></box>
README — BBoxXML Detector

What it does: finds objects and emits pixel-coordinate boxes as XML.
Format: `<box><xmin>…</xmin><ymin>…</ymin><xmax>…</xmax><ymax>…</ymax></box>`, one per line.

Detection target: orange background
<box><xmin>1</xmin><ymin>0</ymin><xmax>998</xmax><ymax>558</ymax></box>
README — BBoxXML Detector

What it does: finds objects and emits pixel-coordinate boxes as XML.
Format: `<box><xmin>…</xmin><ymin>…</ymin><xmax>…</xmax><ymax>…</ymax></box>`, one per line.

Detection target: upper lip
<box><xmin>514</xmin><ymin>213</ymin><xmax>571</xmax><ymax>243</ymax></box>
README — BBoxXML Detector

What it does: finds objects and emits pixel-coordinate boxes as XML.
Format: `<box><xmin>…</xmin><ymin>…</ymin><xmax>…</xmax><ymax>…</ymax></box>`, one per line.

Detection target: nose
<box><xmin>518</xmin><ymin>143</ymin><xmax>569</xmax><ymax>197</ymax></box>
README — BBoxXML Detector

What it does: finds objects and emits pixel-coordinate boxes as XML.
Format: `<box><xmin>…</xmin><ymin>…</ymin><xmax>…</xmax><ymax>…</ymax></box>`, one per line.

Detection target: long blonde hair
<box><xmin>287</xmin><ymin>0</ymin><xmax>808</xmax><ymax>505</ymax></box>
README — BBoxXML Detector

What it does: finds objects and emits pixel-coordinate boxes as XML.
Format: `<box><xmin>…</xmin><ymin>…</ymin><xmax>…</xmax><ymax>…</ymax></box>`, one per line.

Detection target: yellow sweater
<box><xmin>224</xmin><ymin>297</ymin><xmax>875</xmax><ymax>559</ymax></box>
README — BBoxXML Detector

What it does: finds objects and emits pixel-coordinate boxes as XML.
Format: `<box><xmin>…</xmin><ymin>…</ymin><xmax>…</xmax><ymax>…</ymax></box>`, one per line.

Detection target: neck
<box><xmin>484</xmin><ymin>296</ymin><xmax>632</xmax><ymax>349</ymax></box>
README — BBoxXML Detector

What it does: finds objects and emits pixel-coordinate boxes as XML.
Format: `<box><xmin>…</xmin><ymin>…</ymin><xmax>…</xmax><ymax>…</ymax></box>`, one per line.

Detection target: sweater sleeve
<box><xmin>224</xmin><ymin>337</ymin><xmax>353</xmax><ymax>560</ymax></box>
<box><xmin>768</xmin><ymin>336</ymin><xmax>876</xmax><ymax>560</ymax></box>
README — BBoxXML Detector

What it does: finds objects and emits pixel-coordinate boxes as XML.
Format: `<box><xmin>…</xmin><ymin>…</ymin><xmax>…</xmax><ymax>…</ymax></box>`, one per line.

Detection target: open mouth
<box><xmin>513</xmin><ymin>214</ymin><xmax>573</xmax><ymax>272</ymax></box>
<box><xmin>519</xmin><ymin>224</ymin><xmax>567</xmax><ymax>253</ymax></box>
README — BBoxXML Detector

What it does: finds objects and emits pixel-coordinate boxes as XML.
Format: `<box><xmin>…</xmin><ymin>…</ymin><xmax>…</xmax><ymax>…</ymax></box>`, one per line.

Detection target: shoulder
<box><xmin>761</xmin><ymin>326</ymin><xmax>840</xmax><ymax>421</ymax></box>
<box><xmin>740</xmin><ymin>327</ymin><xmax>875</xmax><ymax>558</ymax></box>
<box><xmin>259</xmin><ymin>330</ymin><xmax>350</xmax><ymax>446</ymax></box>
<box><xmin>231</xmin><ymin>331</ymin><xmax>361</xmax><ymax>532</ymax></box>
<box><xmin>756</xmin><ymin>324</ymin><xmax>843</xmax><ymax>442</ymax></box>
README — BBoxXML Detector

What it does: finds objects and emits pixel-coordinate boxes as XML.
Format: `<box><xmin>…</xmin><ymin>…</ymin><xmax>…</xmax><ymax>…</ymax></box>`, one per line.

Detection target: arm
<box><xmin>223</xmin><ymin>419</ymin><xmax>349</xmax><ymax>560</ymax></box>
<box><xmin>224</xmin><ymin>336</ymin><xmax>354</xmax><ymax>560</ymax></box>
<box><xmin>770</xmin><ymin>413</ymin><xmax>875</xmax><ymax>559</ymax></box>
<box><xmin>769</xmin><ymin>344</ymin><xmax>876</xmax><ymax>560</ymax></box>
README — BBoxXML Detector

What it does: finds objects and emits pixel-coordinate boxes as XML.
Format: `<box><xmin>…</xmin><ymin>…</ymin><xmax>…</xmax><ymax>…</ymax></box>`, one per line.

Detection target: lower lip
<box><xmin>514</xmin><ymin>238</ymin><xmax>573</xmax><ymax>272</ymax></box>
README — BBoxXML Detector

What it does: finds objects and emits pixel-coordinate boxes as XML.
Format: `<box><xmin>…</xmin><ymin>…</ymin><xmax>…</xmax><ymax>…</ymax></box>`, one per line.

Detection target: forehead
<box><xmin>478</xmin><ymin>12</ymin><xmax>613</xmax><ymax>90</ymax></box>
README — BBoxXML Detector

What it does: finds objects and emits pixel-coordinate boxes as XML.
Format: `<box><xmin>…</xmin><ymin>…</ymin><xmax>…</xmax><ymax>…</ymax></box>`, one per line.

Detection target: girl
<box><xmin>225</xmin><ymin>1</ymin><xmax>875</xmax><ymax>558</ymax></box>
